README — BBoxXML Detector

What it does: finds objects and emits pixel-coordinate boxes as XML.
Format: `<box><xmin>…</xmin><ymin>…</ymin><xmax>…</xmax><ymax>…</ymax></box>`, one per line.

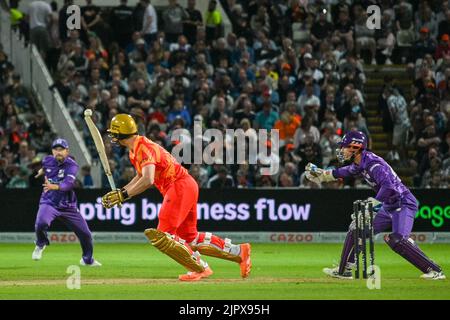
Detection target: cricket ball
<box><xmin>84</xmin><ymin>109</ymin><xmax>93</xmax><ymax>117</ymax></box>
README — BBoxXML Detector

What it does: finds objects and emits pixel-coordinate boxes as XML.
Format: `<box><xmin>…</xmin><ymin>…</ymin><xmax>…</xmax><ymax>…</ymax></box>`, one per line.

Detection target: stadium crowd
<box><xmin>0</xmin><ymin>0</ymin><xmax>449</xmax><ymax>189</ymax></box>
<box><xmin>0</xmin><ymin>44</ymin><xmax>57</xmax><ymax>188</ymax></box>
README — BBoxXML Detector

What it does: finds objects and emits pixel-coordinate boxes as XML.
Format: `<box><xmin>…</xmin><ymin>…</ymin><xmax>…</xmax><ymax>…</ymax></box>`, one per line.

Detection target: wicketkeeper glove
<box><xmin>101</xmin><ymin>188</ymin><xmax>130</xmax><ymax>209</ymax></box>
<box><xmin>366</xmin><ymin>197</ymin><xmax>382</xmax><ymax>212</ymax></box>
<box><xmin>305</xmin><ymin>163</ymin><xmax>337</xmax><ymax>184</ymax></box>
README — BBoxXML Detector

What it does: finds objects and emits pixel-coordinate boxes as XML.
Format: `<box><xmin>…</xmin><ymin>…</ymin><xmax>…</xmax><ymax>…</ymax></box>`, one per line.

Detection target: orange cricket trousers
<box><xmin>157</xmin><ymin>174</ymin><xmax>199</xmax><ymax>243</ymax></box>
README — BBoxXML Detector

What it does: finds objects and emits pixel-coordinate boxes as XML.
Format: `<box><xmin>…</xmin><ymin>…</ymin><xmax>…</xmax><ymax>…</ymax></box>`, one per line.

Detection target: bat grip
<box><xmin>107</xmin><ymin>175</ymin><xmax>122</xmax><ymax>208</ymax></box>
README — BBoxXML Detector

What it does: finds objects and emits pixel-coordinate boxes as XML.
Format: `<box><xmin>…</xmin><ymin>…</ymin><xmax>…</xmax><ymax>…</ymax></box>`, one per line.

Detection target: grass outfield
<box><xmin>0</xmin><ymin>243</ymin><xmax>449</xmax><ymax>300</ymax></box>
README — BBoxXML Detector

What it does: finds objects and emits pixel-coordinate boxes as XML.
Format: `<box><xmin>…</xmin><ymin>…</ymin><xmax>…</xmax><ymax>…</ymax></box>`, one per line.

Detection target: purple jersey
<box><xmin>332</xmin><ymin>150</ymin><xmax>411</xmax><ymax>210</ymax></box>
<box><xmin>39</xmin><ymin>155</ymin><xmax>78</xmax><ymax>209</ymax></box>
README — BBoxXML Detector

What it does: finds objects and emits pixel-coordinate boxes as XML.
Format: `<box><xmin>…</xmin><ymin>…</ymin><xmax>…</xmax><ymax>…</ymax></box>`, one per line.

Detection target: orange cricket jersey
<box><xmin>129</xmin><ymin>136</ymin><xmax>189</xmax><ymax>195</ymax></box>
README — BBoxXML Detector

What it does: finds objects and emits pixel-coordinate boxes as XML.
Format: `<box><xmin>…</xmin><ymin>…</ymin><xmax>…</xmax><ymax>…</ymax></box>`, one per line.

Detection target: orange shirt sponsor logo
<box><xmin>129</xmin><ymin>136</ymin><xmax>188</xmax><ymax>195</ymax></box>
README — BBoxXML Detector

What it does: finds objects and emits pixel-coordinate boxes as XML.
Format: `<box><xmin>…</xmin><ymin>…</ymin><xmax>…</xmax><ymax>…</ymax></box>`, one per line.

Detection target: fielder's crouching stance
<box><xmin>33</xmin><ymin>139</ymin><xmax>101</xmax><ymax>266</ymax></box>
<box><xmin>101</xmin><ymin>114</ymin><xmax>251</xmax><ymax>281</ymax></box>
<box><xmin>305</xmin><ymin>131</ymin><xmax>445</xmax><ymax>280</ymax></box>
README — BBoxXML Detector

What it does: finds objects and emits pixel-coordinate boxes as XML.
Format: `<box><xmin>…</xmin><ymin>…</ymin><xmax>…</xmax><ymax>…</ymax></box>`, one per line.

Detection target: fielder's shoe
<box><xmin>80</xmin><ymin>258</ymin><xmax>102</xmax><ymax>267</ymax></box>
<box><xmin>420</xmin><ymin>270</ymin><xmax>446</xmax><ymax>280</ymax></box>
<box><xmin>179</xmin><ymin>266</ymin><xmax>213</xmax><ymax>282</ymax></box>
<box><xmin>323</xmin><ymin>265</ymin><xmax>353</xmax><ymax>280</ymax></box>
<box><xmin>239</xmin><ymin>243</ymin><xmax>252</xmax><ymax>278</ymax></box>
<box><xmin>32</xmin><ymin>245</ymin><xmax>46</xmax><ymax>260</ymax></box>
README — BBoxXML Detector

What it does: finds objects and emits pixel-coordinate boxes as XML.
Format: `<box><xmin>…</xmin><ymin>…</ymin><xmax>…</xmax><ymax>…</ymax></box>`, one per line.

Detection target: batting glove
<box><xmin>101</xmin><ymin>189</ymin><xmax>130</xmax><ymax>209</ymax></box>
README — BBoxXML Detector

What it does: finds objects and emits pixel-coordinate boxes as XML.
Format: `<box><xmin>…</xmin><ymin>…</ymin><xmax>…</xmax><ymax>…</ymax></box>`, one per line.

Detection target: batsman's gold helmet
<box><xmin>107</xmin><ymin>114</ymin><xmax>138</xmax><ymax>141</ymax></box>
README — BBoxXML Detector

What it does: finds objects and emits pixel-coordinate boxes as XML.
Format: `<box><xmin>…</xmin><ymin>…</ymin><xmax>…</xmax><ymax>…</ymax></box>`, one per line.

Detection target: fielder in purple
<box><xmin>306</xmin><ymin>131</ymin><xmax>445</xmax><ymax>280</ymax></box>
<box><xmin>32</xmin><ymin>138</ymin><xmax>100</xmax><ymax>266</ymax></box>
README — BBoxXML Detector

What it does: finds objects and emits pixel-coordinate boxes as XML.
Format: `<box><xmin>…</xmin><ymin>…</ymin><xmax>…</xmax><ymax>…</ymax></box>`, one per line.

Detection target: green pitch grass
<box><xmin>0</xmin><ymin>243</ymin><xmax>449</xmax><ymax>300</ymax></box>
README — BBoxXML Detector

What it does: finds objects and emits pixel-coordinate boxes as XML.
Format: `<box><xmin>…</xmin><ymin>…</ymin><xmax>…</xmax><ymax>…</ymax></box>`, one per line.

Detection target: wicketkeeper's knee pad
<box><xmin>144</xmin><ymin>228</ymin><xmax>205</xmax><ymax>273</ymax></box>
<box><xmin>190</xmin><ymin>232</ymin><xmax>241</xmax><ymax>263</ymax></box>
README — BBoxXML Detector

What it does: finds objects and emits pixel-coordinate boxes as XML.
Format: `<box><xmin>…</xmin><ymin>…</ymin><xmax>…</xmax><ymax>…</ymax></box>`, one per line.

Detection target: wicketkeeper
<box><xmin>305</xmin><ymin>131</ymin><xmax>445</xmax><ymax>280</ymax></box>
<box><xmin>101</xmin><ymin>114</ymin><xmax>251</xmax><ymax>281</ymax></box>
<box><xmin>32</xmin><ymin>138</ymin><xmax>101</xmax><ymax>266</ymax></box>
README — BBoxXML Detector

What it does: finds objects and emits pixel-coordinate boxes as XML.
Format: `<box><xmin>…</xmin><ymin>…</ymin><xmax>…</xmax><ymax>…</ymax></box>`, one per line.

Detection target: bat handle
<box><xmin>106</xmin><ymin>175</ymin><xmax>122</xmax><ymax>208</ymax></box>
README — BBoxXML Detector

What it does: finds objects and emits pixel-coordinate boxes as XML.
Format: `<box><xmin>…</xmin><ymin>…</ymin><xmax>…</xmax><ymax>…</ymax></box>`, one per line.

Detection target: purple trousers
<box><xmin>35</xmin><ymin>204</ymin><xmax>94</xmax><ymax>264</ymax></box>
<box><xmin>338</xmin><ymin>192</ymin><xmax>442</xmax><ymax>274</ymax></box>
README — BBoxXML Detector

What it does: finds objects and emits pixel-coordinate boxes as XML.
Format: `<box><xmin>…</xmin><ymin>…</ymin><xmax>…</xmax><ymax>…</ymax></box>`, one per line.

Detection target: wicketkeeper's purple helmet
<box><xmin>338</xmin><ymin>131</ymin><xmax>368</xmax><ymax>149</ymax></box>
<box><xmin>336</xmin><ymin>131</ymin><xmax>367</xmax><ymax>163</ymax></box>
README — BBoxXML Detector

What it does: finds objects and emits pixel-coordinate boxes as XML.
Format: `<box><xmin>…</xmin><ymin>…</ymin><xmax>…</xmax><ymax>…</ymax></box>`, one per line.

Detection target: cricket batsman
<box><xmin>32</xmin><ymin>138</ymin><xmax>101</xmax><ymax>266</ymax></box>
<box><xmin>305</xmin><ymin>131</ymin><xmax>445</xmax><ymax>280</ymax></box>
<box><xmin>101</xmin><ymin>114</ymin><xmax>251</xmax><ymax>281</ymax></box>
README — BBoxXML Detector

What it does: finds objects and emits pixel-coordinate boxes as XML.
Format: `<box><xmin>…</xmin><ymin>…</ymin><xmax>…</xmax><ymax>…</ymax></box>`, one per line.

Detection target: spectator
<box><xmin>236</xmin><ymin>169</ymin><xmax>252</xmax><ymax>188</ymax></box>
<box><xmin>250</xmin><ymin>5</ymin><xmax>270</xmax><ymax>35</ymax></box>
<box><xmin>421</xmin><ymin>156</ymin><xmax>444</xmax><ymax>188</ymax></box>
<box><xmin>297</xmin><ymin>81</ymin><xmax>320</xmax><ymax>117</ymax></box>
<box><xmin>127</xmin><ymin>78</ymin><xmax>151</xmax><ymax>111</ymax></box>
<box><xmin>278</xmin><ymin>172</ymin><xmax>294</xmax><ymax>187</ymax></box>
<box><xmin>27</xmin><ymin>0</ymin><xmax>52</xmax><ymax>59</ymax></box>
<box><xmin>162</xmin><ymin>0</ymin><xmax>188</xmax><ymax>44</ymax></box>
<box><xmin>183</xmin><ymin>0</ymin><xmax>203</xmax><ymax>45</ymax></box>
<box><xmin>333</xmin><ymin>7</ymin><xmax>353</xmax><ymax>53</ymax></box>
<box><xmin>387</xmin><ymin>87</ymin><xmax>410</xmax><ymax>164</ymax></box>
<box><xmin>254</xmin><ymin>101</ymin><xmax>279</xmax><ymax>131</ymax></box>
<box><xmin>81</xmin><ymin>0</ymin><xmax>106</xmax><ymax>45</ymax></box>
<box><xmin>167</xmin><ymin>98</ymin><xmax>191</xmax><ymax>127</ymax></box>
<box><xmin>207</xmin><ymin>165</ymin><xmax>234</xmax><ymax>188</ymax></box>
<box><xmin>294</xmin><ymin>116</ymin><xmax>320</xmax><ymax>148</ymax></box>
<box><xmin>274</xmin><ymin>110</ymin><xmax>301</xmax><ymax>147</ymax></box>
<box><xmin>6</xmin><ymin>165</ymin><xmax>29</xmax><ymax>188</ymax></box>
<box><xmin>141</xmin><ymin>0</ymin><xmax>158</xmax><ymax>46</ymax></box>
<box><xmin>296</xmin><ymin>135</ymin><xmax>322</xmax><ymax>176</ymax></box>
<box><xmin>319</xmin><ymin>122</ymin><xmax>340</xmax><ymax>167</ymax></box>
<box><xmin>311</xmin><ymin>8</ymin><xmax>334</xmax><ymax>50</ymax></box>
<box><xmin>414</xmin><ymin>27</ymin><xmax>436</xmax><ymax>61</ymax></box>
<box><xmin>81</xmin><ymin>164</ymin><xmax>94</xmax><ymax>188</ymax></box>
<box><xmin>29</xmin><ymin>124</ymin><xmax>53</xmax><ymax>153</ymax></box>
<box><xmin>204</xmin><ymin>0</ymin><xmax>222</xmax><ymax>45</ymax></box>
<box><xmin>435</xmin><ymin>33</ymin><xmax>450</xmax><ymax>61</ymax></box>
<box><xmin>438</xmin><ymin>9</ymin><xmax>450</xmax><ymax>41</ymax></box>
<box><xmin>110</xmin><ymin>0</ymin><xmax>134</xmax><ymax>48</ymax></box>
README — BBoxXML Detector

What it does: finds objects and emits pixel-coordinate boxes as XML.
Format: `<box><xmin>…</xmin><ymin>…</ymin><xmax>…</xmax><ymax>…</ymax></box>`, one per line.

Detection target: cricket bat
<box><xmin>83</xmin><ymin>109</ymin><xmax>117</xmax><ymax>192</ymax></box>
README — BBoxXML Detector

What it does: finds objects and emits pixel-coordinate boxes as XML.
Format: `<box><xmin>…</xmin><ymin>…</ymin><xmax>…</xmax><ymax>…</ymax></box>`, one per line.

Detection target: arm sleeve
<box><xmin>59</xmin><ymin>163</ymin><xmax>79</xmax><ymax>191</ymax></box>
<box><xmin>139</xmin><ymin>145</ymin><xmax>157</xmax><ymax>169</ymax></box>
<box><xmin>332</xmin><ymin>164</ymin><xmax>360</xmax><ymax>178</ymax></box>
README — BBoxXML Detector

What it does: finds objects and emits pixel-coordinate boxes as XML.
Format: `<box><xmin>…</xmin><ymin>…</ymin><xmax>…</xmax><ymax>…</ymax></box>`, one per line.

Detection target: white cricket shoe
<box><xmin>80</xmin><ymin>258</ymin><xmax>102</xmax><ymax>267</ymax></box>
<box><xmin>420</xmin><ymin>271</ymin><xmax>446</xmax><ymax>280</ymax></box>
<box><xmin>323</xmin><ymin>265</ymin><xmax>353</xmax><ymax>280</ymax></box>
<box><xmin>32</xmin><ymin>245</ymin><xmax>46</xmax><ymax>260</ymax></box>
